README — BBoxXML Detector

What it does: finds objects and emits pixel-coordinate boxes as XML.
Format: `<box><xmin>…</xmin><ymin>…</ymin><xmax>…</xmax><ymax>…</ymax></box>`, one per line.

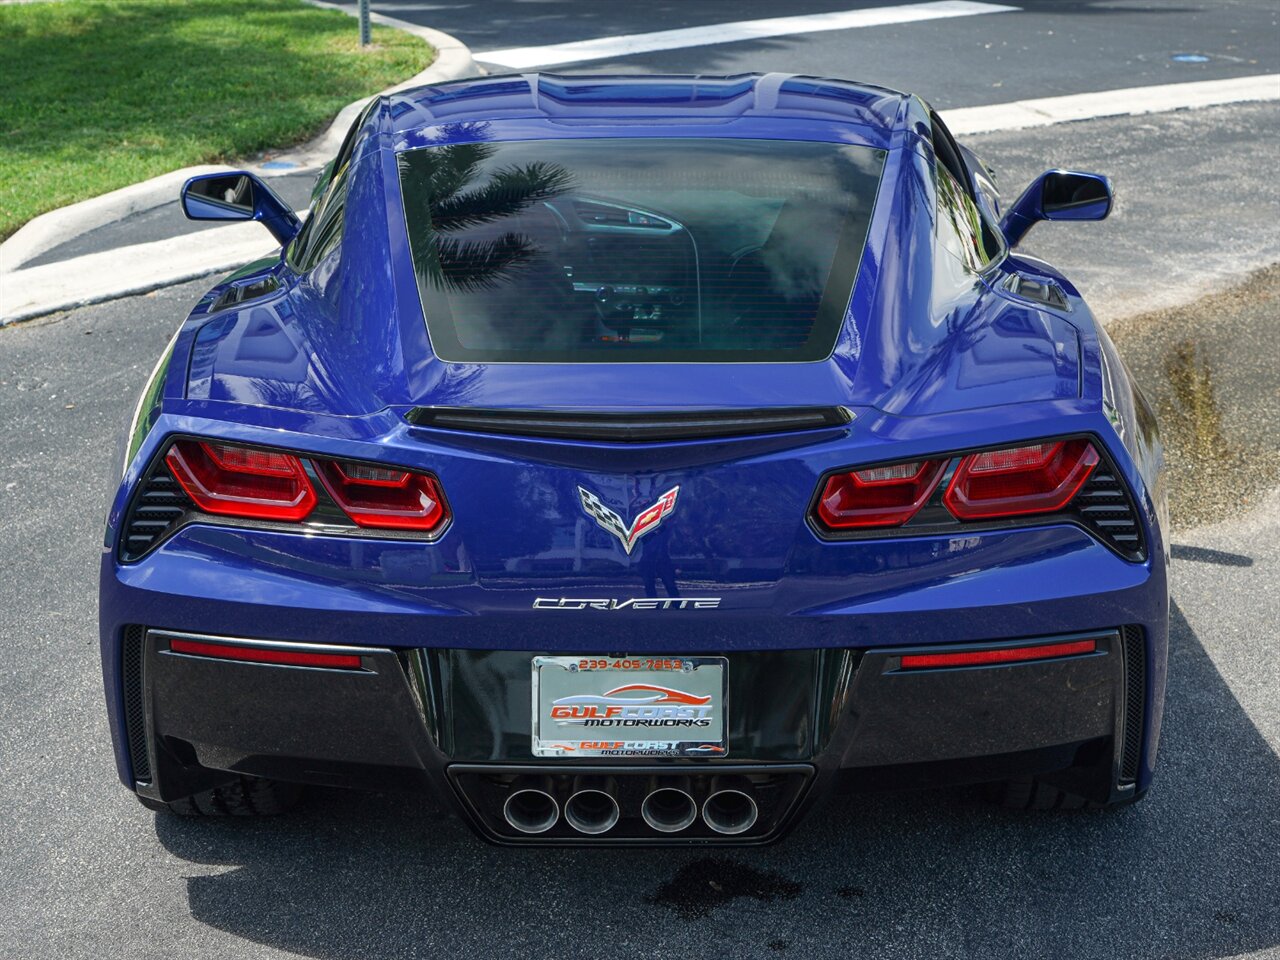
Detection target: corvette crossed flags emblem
<box><xmin>577</xmin><ymin>486</ymin><xmax>679</xmax><ymax>555</ymax></box>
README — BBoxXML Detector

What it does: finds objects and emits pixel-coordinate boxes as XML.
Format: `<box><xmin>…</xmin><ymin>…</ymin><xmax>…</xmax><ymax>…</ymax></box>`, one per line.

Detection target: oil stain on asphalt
<box><xmin>650</xmin><ymin>858</ymin><xmax>801</xmax><ymax>920</ymax></box>
<box><xmin>1107</xmin><ymin>262</ymin><xmax>1280</xmax><ymax>529</ymax></box>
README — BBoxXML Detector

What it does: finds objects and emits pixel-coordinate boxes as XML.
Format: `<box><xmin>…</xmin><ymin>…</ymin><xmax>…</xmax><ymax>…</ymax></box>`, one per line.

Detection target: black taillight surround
<box><xmin>807</xmin><ymin>434</ymin><xmax>1147</xmax><ymax>561</ymax></box>
<box><xmin>118</xmin><ymin>437</ymin><xmax>451</xmax><ymax>562</ymax></box>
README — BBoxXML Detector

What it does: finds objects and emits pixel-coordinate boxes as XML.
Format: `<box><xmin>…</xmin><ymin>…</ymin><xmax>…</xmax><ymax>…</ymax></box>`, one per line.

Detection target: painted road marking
<box><xmin>474</xmin><ymin>1</ymin><xmax>1019</xmax><ymax>70</ymax></box>
<box><xmin>945</xmin><ymin>74</ymin><xmax>1280</xmax><ymax>135</ymax></box>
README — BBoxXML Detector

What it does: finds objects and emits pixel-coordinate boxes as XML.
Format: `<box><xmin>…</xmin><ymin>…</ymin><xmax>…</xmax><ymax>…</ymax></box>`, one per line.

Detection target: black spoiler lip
<box><xmin>402</xmin><ymin>406</ymin><xmax>854</xmax><ymax>443</ymax></box>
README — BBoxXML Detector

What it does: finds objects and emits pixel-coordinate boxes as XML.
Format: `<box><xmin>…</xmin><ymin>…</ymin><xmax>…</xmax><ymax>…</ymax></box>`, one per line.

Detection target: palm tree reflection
<box><xmin>398</xmin><ymin>144</ymin><xmax>574</xmax><ymax>292</ymax></box>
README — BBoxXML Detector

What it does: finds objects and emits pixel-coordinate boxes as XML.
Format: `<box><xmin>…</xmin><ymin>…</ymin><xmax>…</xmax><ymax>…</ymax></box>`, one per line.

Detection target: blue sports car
<box><xmin>100</xmin><ymin>74</ymin><xmax>1168</xmax><ymax>844</ymax></box>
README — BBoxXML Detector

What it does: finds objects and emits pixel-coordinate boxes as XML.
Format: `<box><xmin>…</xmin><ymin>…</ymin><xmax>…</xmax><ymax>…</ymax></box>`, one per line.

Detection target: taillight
<box><xmin>315</xmin><ymin>459</ymin><xmax>448</xmax><ymax>531</ymax></box>
<box><xmin>165</xmin><ymin>440</ymin><xmax>316</xmax><ymax>521</ymax></box>
<box><xmin>943</xmin><ymin>439</ymin><xmax>1099</xmax><ymax>519</ymax></box>
<box><xmin>812</xmin><ymin>438</ymin><xmax>1108</xmax><ymax>536</ymax></box>
<box><xmin>162</xmin><ymin>440</ymin><xmax>449</xmax><ymax>534</ymax></box>
<box><xmin>816</xmin><ymin>459</ymin><xmax>946</xmax><ymax>528</ymax></box>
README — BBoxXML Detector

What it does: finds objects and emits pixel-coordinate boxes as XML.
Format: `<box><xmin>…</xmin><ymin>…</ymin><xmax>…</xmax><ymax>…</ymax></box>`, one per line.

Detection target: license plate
<box><xmin>531</xmin><ymin>655</ymin><xmax>727</xmax><ymax>758</ymax></box>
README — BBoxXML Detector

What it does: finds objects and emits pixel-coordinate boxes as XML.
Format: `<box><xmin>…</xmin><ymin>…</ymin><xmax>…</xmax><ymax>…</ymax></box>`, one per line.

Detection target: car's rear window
<box><xmin>397</xmin><ymin>138</ymin><xmax>885</xmax><ymax>363</ymax></box>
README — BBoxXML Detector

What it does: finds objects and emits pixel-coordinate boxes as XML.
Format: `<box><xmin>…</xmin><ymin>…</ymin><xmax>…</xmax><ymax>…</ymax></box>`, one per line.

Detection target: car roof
<box><xmin>382</xmin><ymin>73</ymin><xmax>911</xmax><ymax>149</ymax></box>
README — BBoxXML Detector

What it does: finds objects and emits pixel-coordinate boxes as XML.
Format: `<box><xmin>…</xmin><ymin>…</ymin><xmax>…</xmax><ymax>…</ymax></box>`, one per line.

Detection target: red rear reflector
<box><xmin>900</xmin><ymin>638</ymin><xmax>1097</xmax><ymax>669</ymax></box>
<box><xmin>168</xmin><ymin>638</ymin><xmax>362</xmax><ymax>669</ymax></box>
<box><xmin>165</xmin><ymin>440</ymin><xmax>316</xmax><ymax>521</ymax></box>
<box><xmin>943</xmin><ymin>439</ymin><xmax>1099</xmax><ymax>520</ymax></box>
<box><xmin>316</xmin><ymin>459</ymin><xmax>448</xmax><ymax>531</ymax></box>
<box><xmin>816</xmin><ymin>459</ymin><xmax>945</xmax><ymax>529</ymax></box>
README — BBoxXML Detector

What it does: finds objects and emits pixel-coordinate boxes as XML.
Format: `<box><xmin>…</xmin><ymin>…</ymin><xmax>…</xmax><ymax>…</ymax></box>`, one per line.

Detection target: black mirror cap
<box><xmin>999</xmin><ymin>169</ymin><xmax>1113</xmax><ymax>247</ymax></box>
<box><xmin>180</xmin><ymin>171</ymin><xmax>301</xmax><ymax>246</ymax></box>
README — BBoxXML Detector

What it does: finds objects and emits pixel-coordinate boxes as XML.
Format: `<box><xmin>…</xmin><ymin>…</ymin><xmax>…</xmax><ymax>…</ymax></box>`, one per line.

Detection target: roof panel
<box><xmin>384</xmin><ymin>73</ymin><xmax>906</xmax><ymax>136</ymax></box>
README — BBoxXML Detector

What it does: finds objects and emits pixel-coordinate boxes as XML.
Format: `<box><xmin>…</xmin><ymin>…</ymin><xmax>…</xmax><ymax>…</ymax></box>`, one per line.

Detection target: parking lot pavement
<box><xmin>2</xmin><ymin>7</ymin><xmax>1279</xmax><ymax>948</ymax></box>
<box><xmin>2</xmin><ymin>264</ymin><xmax>1279</xmax><ymax>958</ymax></box>
<box><xmin>13</xmin><ymin>0</ymin><xmax>1275</xmax><ymax>314</ymax></box>
<box><xmin>964</xmin><ymin>101</ymin><xmax>1280</xmax><ymax>321</ymax></box>
<box><xmin>330</xmin><ymin>0</ymin><xmax>1280</xmax><ymax>109</ymax></box>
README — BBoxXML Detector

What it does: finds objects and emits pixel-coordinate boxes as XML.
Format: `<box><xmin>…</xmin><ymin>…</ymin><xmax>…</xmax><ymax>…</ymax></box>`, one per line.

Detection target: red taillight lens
<box><xmin>899</xmin><ymin>638</ymin><xmax>1097</xmax><ymax>670</ymax></box>
<box><xmin>816</xmin><ymin>459</ymin><xmax>946</xmax><ymax>529</ymax></box>
<box><xmin>316</xmin><ymin>459</ymin><xmax>448</xmax><ymax>531</ymax></box>
<box><xmin>943</xmin><ymin>439</ymin><xmax>1099</xmax><ymax>519</ymax></box>
<box><xmin>165</xmin><ymin>440</ymin><xmax>316</xmax><ymax>521</ymax></box>
<box><xmin>169</xmin><ymin>637</ymin><xmax>363</xmax><ymax>670</ymax></box>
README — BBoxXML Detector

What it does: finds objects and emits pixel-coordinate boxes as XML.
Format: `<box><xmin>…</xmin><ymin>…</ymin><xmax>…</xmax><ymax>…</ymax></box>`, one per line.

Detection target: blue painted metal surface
<box><xmin>1000</xmin><ymin>169</ymin><xmax>1114</xmax><ymax>247</ymax></box>
<box><xmin>100</xmin><ymin>74</ymin><xmax>1169</xmax><ymax>794</ymax></box>
<box><xmin>180</xmin><ymin>171</ymin><xmax>301</xmax><ymax>245</ymax></box>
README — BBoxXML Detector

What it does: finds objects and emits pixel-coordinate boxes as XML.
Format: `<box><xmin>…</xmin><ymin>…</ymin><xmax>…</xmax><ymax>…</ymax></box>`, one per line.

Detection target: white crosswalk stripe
<box><xmin>475</xmin><ymin>1</ymin><xmax>1019</xmax><ymax>70</ymax></box>
<box><xmin>945</xmin><ymin>74</ymin><xmax>1280</xmax><ymax>135</ymax></box>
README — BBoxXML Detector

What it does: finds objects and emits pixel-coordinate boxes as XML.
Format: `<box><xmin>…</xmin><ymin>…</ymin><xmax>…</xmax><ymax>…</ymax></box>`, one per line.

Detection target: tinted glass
<box><xmin>936</xmin><ymin>162</ymin><xmax>1000</xmax><ymax>274</ymax></box>
<box><xmin>289</xmin><ymin>157</ymin><xmax>352</xmax><ymax>271</ymax></box>
<box><xmin>397</xmin><ymin>138</ymin><xmax>885</xmax><ymax>362</ymax></box>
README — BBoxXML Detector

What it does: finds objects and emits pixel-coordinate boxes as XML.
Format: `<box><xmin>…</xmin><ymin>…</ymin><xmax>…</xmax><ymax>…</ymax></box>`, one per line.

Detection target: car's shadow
<box><xmin>155</xmin><ymin>601</ymin><xmax>1279</xmax><ymax>959</ymax></box>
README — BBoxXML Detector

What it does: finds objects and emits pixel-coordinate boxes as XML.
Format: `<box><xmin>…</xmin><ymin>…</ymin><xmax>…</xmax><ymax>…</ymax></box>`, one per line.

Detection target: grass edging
<box><xmin>0</xmin><ymin>0</ymin><xmax>437</xmax><ymax>241</ymax></box>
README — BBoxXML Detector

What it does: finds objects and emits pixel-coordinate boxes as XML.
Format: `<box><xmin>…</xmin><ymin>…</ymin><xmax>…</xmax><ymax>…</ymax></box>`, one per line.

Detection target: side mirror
<box><xmin>180</xmin><ymin>171</ymin><xmax>301</xmax><ymax>246</ymax></box>
<box><xmin>999</xmin><ymin>170</ymin><xmax>1113</xmax><ymax>247</ymax></box>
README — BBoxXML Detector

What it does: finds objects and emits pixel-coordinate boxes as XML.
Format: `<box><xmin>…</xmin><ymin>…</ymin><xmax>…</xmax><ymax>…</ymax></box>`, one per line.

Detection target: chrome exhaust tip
<box><xmin>502</xmin><ymin>786</ymin><xmax>559</xmax><ymax>835</ymax></box>
<box><xmin>564</xmin><ymin>788</ymin><xmax>620</xmax><ymax>835</ymax></box>
<box><xmin>641</xmin><ymin>785</ymin><xmax>697</xmax><ymax>834</ymax></box>
<box><xmin>702</xmin><ymin>785</ymin><xmax>759</xmax><ymax>836</ymax></box>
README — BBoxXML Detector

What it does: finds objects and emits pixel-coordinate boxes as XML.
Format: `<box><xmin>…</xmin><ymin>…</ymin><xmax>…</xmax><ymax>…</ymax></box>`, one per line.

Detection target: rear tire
<box><xmin>135</xmin><ymin>776</ymin><xmax>302</xmax><ymax>816</ymax></box>
<box><xmin>987</xmin><ymin>777</ymin><xmax>1145</xmax><ymax>811</ymax></box>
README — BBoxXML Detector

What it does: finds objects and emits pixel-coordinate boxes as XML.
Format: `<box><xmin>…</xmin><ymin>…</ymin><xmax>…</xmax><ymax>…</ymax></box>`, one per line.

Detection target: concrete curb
<box><xmin>945</xmin><ymin>72</ymin><xmax>1280</xmax><ymax>136</ymax></box>
<box><xmin>0</xmin><ymin>165</ymin><xmax>237</xmax><ymax>278</ymax></box>
<box><xmin>0</xmin><ymin>5</ymin><xmax>478</xmax><ymax>299</ymax></box>
<box><xmin>2</xmin><ymin>225</ymin><xmax>280</xmax><ymax>325</ymax></box>
<box><xmin>292</xmin><ymin>1</ymin><xmax>480</xmax><ymax>167</ymax></box>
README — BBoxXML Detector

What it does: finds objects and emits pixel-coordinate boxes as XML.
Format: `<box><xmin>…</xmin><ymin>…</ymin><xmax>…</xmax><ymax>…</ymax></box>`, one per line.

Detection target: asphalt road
<box><xmin>1</xmin><ymin>275</ymin><xmax>1278</xmax><ymax>958</ymax></box>
<box><xmin>3</xmin><ymin>2</ymin><xmax>1279</xmax><ymax>958</ymax></box>
<box><xmin>339</xmin><ymin>0</ymin><xmax>1280</xmax><ymax>109</ymax></box>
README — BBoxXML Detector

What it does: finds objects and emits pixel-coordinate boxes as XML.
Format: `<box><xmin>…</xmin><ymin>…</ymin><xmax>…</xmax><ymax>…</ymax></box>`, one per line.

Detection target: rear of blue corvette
<box><xmin>99</xmin><ymin>75</ymin><xmax>1168</xmax><ymax>843</ymax></box>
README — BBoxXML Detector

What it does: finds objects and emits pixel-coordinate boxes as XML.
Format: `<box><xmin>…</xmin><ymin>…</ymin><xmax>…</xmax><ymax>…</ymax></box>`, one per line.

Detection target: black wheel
<box><xmin>135</xmin><ymin>776</ymin><xmax>302</xmax><ymax>816</ymax></box>
<box><xmin>986</xmin><ymin>777</ymin><xmax>1146</xmax><ymax>811</ymax></box>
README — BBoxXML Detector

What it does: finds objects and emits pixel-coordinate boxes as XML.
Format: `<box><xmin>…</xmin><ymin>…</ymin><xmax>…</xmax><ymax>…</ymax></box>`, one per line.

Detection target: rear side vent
<box><xmin>1119</xmin><ymin>625</ymin><xmax>1146</xmax><ymax>784</ymax></box>
<box><xmin>405</xmin><ymin>406</ymin><xmax>853</xmax><ymax>442</ymax></box>
<box><xmin>1073</xmin><ymin>465</ymin><xmax>1146</xmax><ymax>560</ymax></box>
<box><xmin>120</xmin><ymin>462</ymin><xmax>192</xmax><ymax>561</ymax></box>
<box><xmin>210</xmin><ymin>275</ymin><xmax>280</xmax><ymax>313</ymax></box>
<box><xmin>1002</xmin><ymin>272</ymin><xmax>1069</xmax><ymax>310</ymax></box>
<box><xmin>121</xmin><ymin>625</ymin><xmax>151</xmax><ymax>784</ymax></box>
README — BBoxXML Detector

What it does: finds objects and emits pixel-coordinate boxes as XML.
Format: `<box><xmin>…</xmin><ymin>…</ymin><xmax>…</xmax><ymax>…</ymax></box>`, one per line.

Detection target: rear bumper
<box><xmin>119</xmin><ymin>623</ymin><xmax>1150</xmax><ymax>844</ymax></box>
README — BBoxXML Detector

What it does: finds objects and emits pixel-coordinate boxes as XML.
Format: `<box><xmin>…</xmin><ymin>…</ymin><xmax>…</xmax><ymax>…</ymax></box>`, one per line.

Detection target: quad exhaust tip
<box><xmin>564</xmin><ymin>788</ymin><xmax>620</xmax><ymax>835</ymax></box>
<box><xmin>702</xmin><ymin>787</ymin><xmax>759</xmax><ymax>835</ymax></box>
<box><xmin>500</xmin><ymin>776</ymin><xmax>760</xmax><ymax>838</ymax></box>
<box><xmin>503</xmin><ymin>787</ymin><xmax>559</xmax><ymax>835</ymax></box>
<box><xmin>641</xmin><ymin>786</ymin><xmax>698</xmax><ymax>834</ymax></box>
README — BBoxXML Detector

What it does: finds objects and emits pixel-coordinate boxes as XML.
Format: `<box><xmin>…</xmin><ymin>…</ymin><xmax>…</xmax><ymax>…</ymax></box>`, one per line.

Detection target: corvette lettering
<box><xmin>532</xmin><ymin>597</ymin><xmax>721</xmax><ymax>610</ymax></box>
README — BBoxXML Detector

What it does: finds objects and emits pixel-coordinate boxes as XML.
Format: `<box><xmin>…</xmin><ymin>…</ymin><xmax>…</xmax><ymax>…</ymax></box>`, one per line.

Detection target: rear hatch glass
<box><xmin>397</xmin><ymin>138</ymin><xmax>886</xmax><ymax>363</ymax></box>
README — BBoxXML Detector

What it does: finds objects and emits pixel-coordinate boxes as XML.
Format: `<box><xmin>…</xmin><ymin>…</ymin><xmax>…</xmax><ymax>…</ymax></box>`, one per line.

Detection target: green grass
<box><xmin>0</xmin><ymin>0</ymin><xmax>434</xmax><ymax>240</ymax></box>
